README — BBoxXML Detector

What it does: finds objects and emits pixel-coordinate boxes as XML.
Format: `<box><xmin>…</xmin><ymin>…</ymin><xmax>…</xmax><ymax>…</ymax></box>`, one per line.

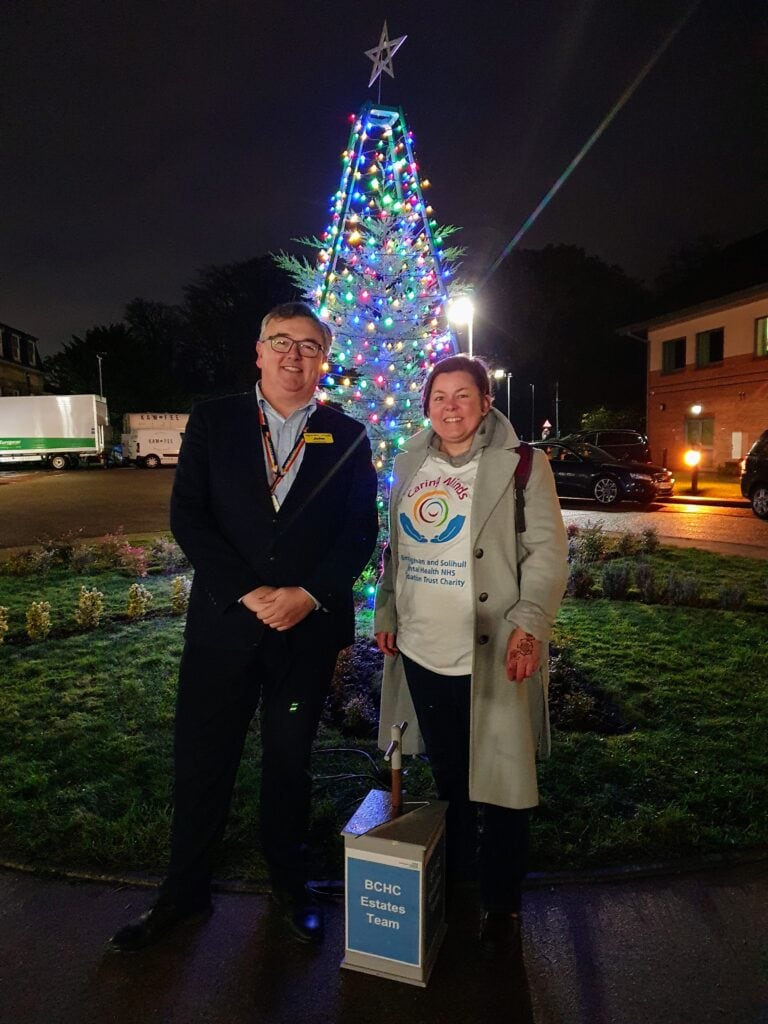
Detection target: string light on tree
<box><xmin>276</xmin><ymin>26</ymin><xmax>465</xmax><ymax>505</ymax></box>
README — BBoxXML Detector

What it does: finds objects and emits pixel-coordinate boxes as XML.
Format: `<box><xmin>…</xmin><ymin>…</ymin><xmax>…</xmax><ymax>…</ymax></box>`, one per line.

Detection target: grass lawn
<box><xmin>0</xmin><ymin>542</ymin><xmax>766</xmax><ymax>881</ymax></box>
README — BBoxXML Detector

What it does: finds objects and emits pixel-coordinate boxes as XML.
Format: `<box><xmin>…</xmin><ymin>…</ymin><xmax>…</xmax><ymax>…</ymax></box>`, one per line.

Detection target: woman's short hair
<box><xmin>422</xmin><ymin>355</ymin><xmax>492</xmax><ymax>414</ymax></box>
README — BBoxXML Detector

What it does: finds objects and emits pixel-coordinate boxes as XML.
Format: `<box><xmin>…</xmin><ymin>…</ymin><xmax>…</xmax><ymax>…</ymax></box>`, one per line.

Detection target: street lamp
<box><xmin>492</xmin><ymin>368</ymin><xmax>513</xmax><ymax>419</ymax></box>
<box><xmin>96</xmin><ymin>353</ymin><xmax>105</xmax><ymax>398</ymax></box>
<box><xmin>448</xmin><ymin>296</ymin><xmax>475</xmax><ymax>357</ymax></box>
<box><xmin>530</xmin><ymin>383</ymin><xmax>535</xmax><ymax>440</ymax></box>
<box><xmin>684</xmin><ymin>447</ymin><xmax>701</xmax><ymax>494</ymax></box>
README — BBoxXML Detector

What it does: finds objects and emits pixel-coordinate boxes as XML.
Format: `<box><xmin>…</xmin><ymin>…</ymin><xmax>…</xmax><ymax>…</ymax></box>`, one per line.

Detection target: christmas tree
<box><xmin>276</xmin><ymin>100</ymin><xmax>464</xmax><ymax>488</ymax></box>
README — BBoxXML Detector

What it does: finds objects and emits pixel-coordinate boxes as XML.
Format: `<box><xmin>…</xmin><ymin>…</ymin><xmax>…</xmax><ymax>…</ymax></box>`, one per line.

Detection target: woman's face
<box><xmin>427</xmin><ymin>370</ymin><xmax>491</xmax><ymax>455</ymax></box>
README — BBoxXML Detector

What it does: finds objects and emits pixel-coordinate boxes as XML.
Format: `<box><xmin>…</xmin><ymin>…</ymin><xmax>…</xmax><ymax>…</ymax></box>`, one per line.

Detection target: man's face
<box><xmin>256</xmin><ymin>317</ymin><xmax>327</xmax><ymax>408</ymax></box>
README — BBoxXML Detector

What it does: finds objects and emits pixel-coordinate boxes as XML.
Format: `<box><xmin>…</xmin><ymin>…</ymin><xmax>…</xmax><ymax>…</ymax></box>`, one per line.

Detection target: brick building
<box><xmin>0</xmin><ymin>321</ymin><xmax>46</xmax><ymax>395</ymax></box>
<box><xmin>625</xmin><ymin>283</ymin><xmax>768</xmax><ymax>471</ymax></box>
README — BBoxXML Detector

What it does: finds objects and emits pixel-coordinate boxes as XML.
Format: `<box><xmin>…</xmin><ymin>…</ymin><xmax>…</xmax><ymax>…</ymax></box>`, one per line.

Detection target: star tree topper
<box><xmin>365</xmin><ymin>21</ymin><xmax>407</xmax><ymax>88</ymax></box>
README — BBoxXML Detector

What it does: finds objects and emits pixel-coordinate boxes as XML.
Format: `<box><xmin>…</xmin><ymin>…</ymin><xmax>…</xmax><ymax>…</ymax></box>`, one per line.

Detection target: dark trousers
<box><xmin>401</xmin><ymin>654</ymin><xmax>530</xmax><ymax>914</ymax></box>
<box><xmin>160</xmin><ymin>633</ymin><xmax>339</xmax><ymax>906</ymax></box>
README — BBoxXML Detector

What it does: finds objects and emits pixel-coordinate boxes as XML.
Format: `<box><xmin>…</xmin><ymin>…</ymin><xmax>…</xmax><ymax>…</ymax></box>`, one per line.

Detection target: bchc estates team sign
<box><xmin>341</xmin><ymin>791</ymin><xmax>447</xmax><ymax>987</ymax></box>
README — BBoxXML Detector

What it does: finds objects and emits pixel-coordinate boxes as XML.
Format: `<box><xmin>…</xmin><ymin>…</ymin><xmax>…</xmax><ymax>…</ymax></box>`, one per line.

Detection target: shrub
<box><xmin>717</xmin><ymin>585</ymin><xmax>747</xmax><ymax>610</ymax></box>
<box><xmin>567</xmin><ymin>562</ymin><xmax>594</xmax><ymax>598</ymax></box>
<box><xmin>614</xmin><ymin>531</ymin><xmax>640</xmax><ymax>558</ymax></box>
<box><xmin>342</xmin><ymin>693</ymin><xmax>377</xmax><ymax>737</ymax></box>
<box><xmin>640</xmin><ymin>526</ymin><xmax>660</xmax><ymax>555</ymax></box>
<box><xmin>1</xmin><ymin>549</ymin><xmax>36</xmax><ymax>576</ymax></box>
<box><xmin>665</xmin><ymin>571</ymin><xmax>702</xmax><ymax>607</ymax></box>
<box><xmin>634</xmin><ymin>561</ymin><xmax>661</xmax><ymax>604</ymax></box>
<box><xmin>95</xmin><ymin>528</ymin><xmax>130</xmax><ymax>566</ymax></box>
<box><xmin>119</xmin><ymin>545</ymin><xmax>149</xmax><ymax>578</ymax></box>
<box><xmin>126</xmin><ymin>583</ymin><xmax>153</xmax><ymax>619</ymax></box>
<box><xmin>570</xmin><ymin>521</ymin><xmax>607</xmax><ymax>564</ymax></box>
<box><xmin>74</xmin><ymin>586</ymin><xmax>105</xmax><ymax>629</ymax></box>
<box><xmin>93</xmin><ymin>529</ymin><xmax>148</xmax><ymax>577</ymax></box>
<box><xmin>601</xmin><ymin>562</ymin><xmax>631</xmax><ymax>600</ymax></box>
<box><xmin>0</xmin><ymin>606</ymin><xmax>8</xmax><ymax>644</ymax></box>
<box><xmin>149</xmin><ymin>537</ymin><xmax>190</xmax><ymax>574</ymax></box>
<box><xmin>69</xmin><ymin>544</ymin><xmax>99</xmax><ymax>573</ymax></box>
<box><xmin>170</xmin><ymin>575</ymin><xmax>192</xmax><ymax>615</ymax></box>
<box><xmin>37</xmin><ymin>530</ymin><xmax>84</xmax><ymax>567</ymax></box>
<box><xmin>3</xmin><ymin>548</ymin><xmax>57</xmax><ymax>576</ymax></box>
<box><xmin>26</xmin><ymin>601</ymin><xmax>52</xmax><ymax>641</ymax></box>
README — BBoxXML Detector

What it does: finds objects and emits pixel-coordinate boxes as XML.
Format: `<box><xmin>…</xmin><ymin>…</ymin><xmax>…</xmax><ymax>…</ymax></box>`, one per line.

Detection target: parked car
<box><xmin>533</xmin><ymin>440</ymin><xmax>675</xmax><ymax>506</ymax></box>
<box><xmin>740</xmin><ymin>429</ymin><xmax>768</xmax><ymax>519</ymax></box>
<box><xmin>558</xmin><ymin>429</ymin><xmax>652</xmax><ymax>464</ymax></box>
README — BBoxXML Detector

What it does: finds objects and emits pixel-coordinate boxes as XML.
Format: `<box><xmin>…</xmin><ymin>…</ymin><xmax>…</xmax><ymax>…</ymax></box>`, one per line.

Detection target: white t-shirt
<box><xmin>395</xmin><ymin>452</ymin><xmax>478</xmax><ymax>675</ymax></box>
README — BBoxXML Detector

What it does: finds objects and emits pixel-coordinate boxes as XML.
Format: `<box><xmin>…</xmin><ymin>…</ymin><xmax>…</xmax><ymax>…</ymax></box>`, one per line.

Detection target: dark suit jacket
<box><xmin>170</xmin><ymin>392</ymin><xmax>379</xmax><ymax>652</ymax></box>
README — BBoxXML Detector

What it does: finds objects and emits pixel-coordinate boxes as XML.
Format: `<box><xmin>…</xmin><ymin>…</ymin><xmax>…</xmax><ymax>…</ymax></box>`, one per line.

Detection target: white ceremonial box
<box><xmin>341</xmin><ymin>790</ymin><xmax>447</xmax><ymax>987</ymax></box>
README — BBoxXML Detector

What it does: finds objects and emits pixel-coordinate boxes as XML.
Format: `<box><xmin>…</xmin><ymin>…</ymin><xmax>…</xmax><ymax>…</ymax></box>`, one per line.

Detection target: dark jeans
<box><xmin>160</xmin><ymin>633</ymin><xmax>338</xmax><ymax>906</ymax></box>
<box><xmin>401</xmin><ymin>653</ymin><xmax>530</xmax><ymax>914</ymax></box>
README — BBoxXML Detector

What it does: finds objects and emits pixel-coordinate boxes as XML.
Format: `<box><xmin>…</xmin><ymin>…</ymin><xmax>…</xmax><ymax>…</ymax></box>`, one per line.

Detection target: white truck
<box><xmin>121</xmin><ymin>412</ymin><xmax>189</xmax><ymax>468</ymax></box>
<box><xmin>0</xmin><ymin>394</ymin><xmax>109</xmax><ymax>470</ymax></box>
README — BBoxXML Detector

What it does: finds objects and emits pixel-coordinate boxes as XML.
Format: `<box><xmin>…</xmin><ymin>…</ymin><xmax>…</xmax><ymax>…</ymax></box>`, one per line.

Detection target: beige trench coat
<box><xmin>375</xmin><ymin>408</ymin><xmax>569</xmax><ymax>809</ymax></box>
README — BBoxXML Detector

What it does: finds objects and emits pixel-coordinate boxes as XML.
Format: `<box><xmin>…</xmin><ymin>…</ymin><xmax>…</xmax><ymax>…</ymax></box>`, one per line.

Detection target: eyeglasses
<box><xmin>262</xmin><ymin>334</ymin><xmax>325</xmax><ymax>358</ymax></box>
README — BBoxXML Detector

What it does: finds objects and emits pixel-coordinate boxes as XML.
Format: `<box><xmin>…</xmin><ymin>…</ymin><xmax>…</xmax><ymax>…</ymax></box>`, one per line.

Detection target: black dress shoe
<box><xmin>272</xmin><ymin>885</ymin><xmax>325</xmax><ymax>945</ymax></box>
<box><xmin>478</xmin><ymin>910</ymin><xmax>521</xmax><ymax>959</ymax></box>
<box><xmin>109</xmin><ymin>898</ymin><xmax>213</xmax><ymax>952</ymax></box>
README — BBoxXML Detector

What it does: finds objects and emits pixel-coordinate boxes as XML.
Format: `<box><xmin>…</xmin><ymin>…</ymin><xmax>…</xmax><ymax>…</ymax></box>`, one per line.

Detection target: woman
<box><xmin>375</xmin><ymin>355</ymin><xmax>568</xmax><ymax>958</ymax></box>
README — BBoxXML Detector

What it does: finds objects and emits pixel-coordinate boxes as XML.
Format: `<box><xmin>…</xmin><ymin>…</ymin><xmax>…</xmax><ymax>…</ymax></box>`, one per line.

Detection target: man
<box><xmin>111</xmin><ymin>302</ymin><xmax>378</xmax><ymax>950</ymax></box>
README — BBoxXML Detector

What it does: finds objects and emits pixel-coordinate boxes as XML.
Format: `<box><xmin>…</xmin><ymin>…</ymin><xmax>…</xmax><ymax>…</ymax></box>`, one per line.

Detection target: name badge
<box><xmin>304</xmin><ymin>432</ymin><xmax>334</xmax><ymax>444</ymax></box>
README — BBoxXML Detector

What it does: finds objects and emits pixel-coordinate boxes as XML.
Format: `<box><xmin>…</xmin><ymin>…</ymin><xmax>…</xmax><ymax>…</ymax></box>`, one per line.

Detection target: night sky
<box><xmin>2</xmin><ymin>0</ymin><xmax>765</xmax><ymax>356</ymax></box>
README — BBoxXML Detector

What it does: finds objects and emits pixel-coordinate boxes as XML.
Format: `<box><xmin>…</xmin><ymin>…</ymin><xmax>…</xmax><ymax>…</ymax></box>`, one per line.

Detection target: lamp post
<box><xmin>492</xmin><ymin>369</ymin><xmax>513</xmax><ymax>419</ymax></box>
<box><xmin>448</xmin><ymin>296</ymin><xmax>475</xmax><ymax>357</ymax></box>
<box><xmin>684</xmin><ymin>447</ymin><xmax>701</xmax><ymax>494</ymax></box>
<box><xmin>530</xmin><ymin>383</ymin><xmax>535</xmax><ymax>440</ymax></box>
<box><xmin>686</xmin><ymin>403</ymin><xmax>702</xmax><ymax>492</ymax></box>
<box><xmin>96</xmin><ymin>353</ymin><xmax>105</xmax><ymax>398</ymax></box>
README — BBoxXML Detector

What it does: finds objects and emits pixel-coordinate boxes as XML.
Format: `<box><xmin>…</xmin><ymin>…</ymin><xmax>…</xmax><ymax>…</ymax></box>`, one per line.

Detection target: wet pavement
<box><xmin>560</xmin><ymin>501</ymin><xmax>767</xmax><ymax>560</ymax></box>
<box><xmin>1</xmin><ymin>469</ymin><xmax>765</xmax><ymax>559</ymax></box>
<box><xmin>1</xmin><ymin>860</ymin><xmax>766</xmax><ymax>1024</ymax></box>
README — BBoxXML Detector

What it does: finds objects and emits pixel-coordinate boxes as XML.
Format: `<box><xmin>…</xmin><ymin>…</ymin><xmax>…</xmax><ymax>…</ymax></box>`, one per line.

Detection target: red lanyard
<box><xmin>257</xmin><ymin>401</ymin><xmax>307</xmax><ymax>498</ymax></box>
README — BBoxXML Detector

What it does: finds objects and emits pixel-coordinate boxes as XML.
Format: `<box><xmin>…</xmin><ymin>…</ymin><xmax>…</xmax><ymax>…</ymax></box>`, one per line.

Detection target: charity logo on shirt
<box><xmin>395</xmin><ymin>455</ymin><xmax>477</xmax><ymax>671</ymax></box>
<box><xmin>399</xmin><ymin>474</ymin><xmax>470</xmax><ymax>545</ymax></box>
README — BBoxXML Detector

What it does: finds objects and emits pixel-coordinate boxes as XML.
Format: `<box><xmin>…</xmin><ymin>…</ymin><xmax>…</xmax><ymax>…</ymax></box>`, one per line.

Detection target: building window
<box><xmin>685</xmin><ymin>416</ymin><xmax>714</xmax><ymax>448</ymax></box>
<box><xmin>10</xmin><ymin>334</ymin><xmax>21</xmax><ymax>361</ymax></box>
<box><xmin>24</xmin><ymin>339</ymin><xmax>37</xmax><ymax>366</ymax></box>
<box><xmin>661</xmin><ymin>337</ymin><xmax>686</xmax><ymax>373</ymax></box>
<box><xmin>756</xmin><ymin>316</ymin><xmax>768</xmax><ymax>358</ymax></box>
<box><xmin>695</xmin><ymin>327</ymin><xmax>724</xmax><ymax>367</ymax></box>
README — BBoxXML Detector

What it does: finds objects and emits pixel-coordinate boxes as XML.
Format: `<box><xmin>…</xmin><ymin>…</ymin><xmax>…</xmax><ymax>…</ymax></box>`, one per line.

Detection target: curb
<box><xmin>664</xmin><ymin>496</ymin><xmax>749</xmax><ymax>508</ymax></box>
<box><xmin>3</xmin><ymin>847</ymin><xmax>766</xmax><ymax>895</ymax></box>
<box><xmin>524</xmin><ymin>847</ymin><xmax>768</xmax><ymax>887</ymax></box>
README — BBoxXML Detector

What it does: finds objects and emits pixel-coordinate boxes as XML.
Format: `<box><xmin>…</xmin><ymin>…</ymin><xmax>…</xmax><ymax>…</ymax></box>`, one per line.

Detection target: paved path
<box><xmin>561</xmin><ymin>501</ymin><xmax>768</xmax><ymax>560</ymax></box>
<box><xmin>0</xmin><ymin>468</ymin><xmax>174</xmax><ymax>547</ymax></box>
<box><xmin>1</xmin><ymin>861</ymin><xmax>766</xmax><ymax>1024</ymax></box>
<box><xmin>1</xmin><ymin>470</ymin><xmax>766</xmax><ymax>560</ymax></box>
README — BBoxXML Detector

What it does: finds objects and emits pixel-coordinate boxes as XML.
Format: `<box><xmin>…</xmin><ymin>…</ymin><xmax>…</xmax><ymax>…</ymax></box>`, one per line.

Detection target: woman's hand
<box><xmin>505</xmin><ymin>628</ymin><xmax>541</xmax><ymax>682</ymax></box>
<box><xmin>375</xmin><ymin>631</ymin><xmax>399</xmax><ymax>657</ymax></box>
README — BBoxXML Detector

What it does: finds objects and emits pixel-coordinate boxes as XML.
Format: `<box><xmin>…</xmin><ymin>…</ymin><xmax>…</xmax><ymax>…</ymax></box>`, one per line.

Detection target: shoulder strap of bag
<box><xmin>514</xmin><ymin>442</ymin><xmax>534</xmax><ymax>533</ymax></box>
